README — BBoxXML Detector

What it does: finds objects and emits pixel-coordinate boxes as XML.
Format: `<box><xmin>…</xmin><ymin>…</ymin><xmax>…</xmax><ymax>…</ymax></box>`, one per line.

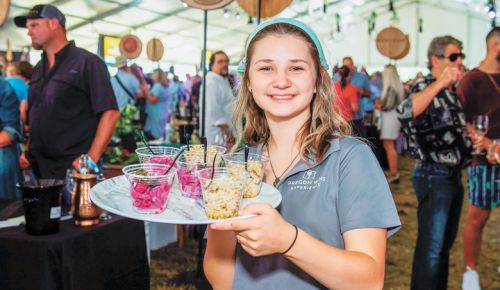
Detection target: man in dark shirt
<box><xmin>457</xmin><ymin>27</ymin><xmax>500</xmax><ymax>290</ymax></box>
<box><xmin>396</xmin><ymin>35</ymin><xmax>471</xmax><ymax>290</ymax></box>
<box><xmin>15</xmin><ymin>4</ymin><xmax>120</xmax><ymax>179</ymax></box>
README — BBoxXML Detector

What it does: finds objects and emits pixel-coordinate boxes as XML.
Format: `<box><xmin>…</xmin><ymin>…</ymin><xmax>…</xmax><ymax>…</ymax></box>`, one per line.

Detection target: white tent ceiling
<box><xmin>1</xmin><ymin>0</ymin><xmax>498</xmax><ymax>77</ymax></box>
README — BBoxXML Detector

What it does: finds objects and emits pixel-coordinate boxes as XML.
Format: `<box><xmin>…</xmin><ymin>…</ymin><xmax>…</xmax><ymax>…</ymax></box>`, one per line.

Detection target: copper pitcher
<box><xmin>71</xmin><ymin>173</ymin><xmax>102</xmax><ymax>227</ymax></box>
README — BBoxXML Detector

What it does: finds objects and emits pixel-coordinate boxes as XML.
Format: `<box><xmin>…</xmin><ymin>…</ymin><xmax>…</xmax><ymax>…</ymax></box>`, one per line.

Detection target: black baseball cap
<box><xmin>14</xmin><ymin>4</ymin><xmax>66</xmax><ymax>28</ymax></box>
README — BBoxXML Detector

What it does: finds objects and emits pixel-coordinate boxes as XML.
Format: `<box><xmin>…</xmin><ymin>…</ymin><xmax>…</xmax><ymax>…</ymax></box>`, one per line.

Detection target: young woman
<box><xmin>204</xmin><ymin>18</ymin><xmax>400</xmax><ymax>290</ymax></box>
<box><xmin>333</xmin><ymin>65</ymin><xmax>359</xmax><ymax>125</ymax></box>
<box><xmin>144</xmin><ymin>69</ymin><xmax>170</xmax><ymax>139</ymax></box>
<box><xmin>379</xmin><ymin>64</ymin><xmax>405</xmax><ymax>183</ymax></box>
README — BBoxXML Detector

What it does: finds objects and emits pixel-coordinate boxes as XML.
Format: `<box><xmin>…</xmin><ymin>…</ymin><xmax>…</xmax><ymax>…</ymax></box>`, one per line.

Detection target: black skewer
<box><xmin>244</xmin><ymin>144</ymin><xmax>249</xmax><ymax>171</ymax></box>
<box><xmin>184</xmin><ymin>126</ymin><xmax>190</xmax><ymax>151</ymax></box>
<box><xmin>165</xmin><ymin>148</ymin><xmax>186</xmax><ymax>175</ymax></box>
<box><xmin>202</xmin><ymin>136</ymin><xmax>208</xmax><ymax>164</ymax></box>
<box><xmin>135</xmin><ymin>129</ymin><xmax>156</xmax><ymax>155</ymax></box>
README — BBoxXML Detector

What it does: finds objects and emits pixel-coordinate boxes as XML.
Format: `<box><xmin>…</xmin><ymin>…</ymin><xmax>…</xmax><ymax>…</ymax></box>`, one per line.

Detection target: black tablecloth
<box><xmin>0</xmin><ymin>212</ymin><xmax>150</xmax><ymax>290</ymax></box>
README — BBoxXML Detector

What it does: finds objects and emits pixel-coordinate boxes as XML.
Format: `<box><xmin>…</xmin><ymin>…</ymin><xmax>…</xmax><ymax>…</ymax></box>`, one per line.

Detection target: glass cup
<box><xmin>122</xmin><ymin>163</ymin><xmax>177</xmax><ymax>214</ymax></box>
<box><xmin>135</xmin><ymin>146</ymin><xmax>180</xmax><ymax>165</ymax></box>
<box><xmin>197</xmin><ymin>167</ymin><xmax>247</xmax><ymax>219</ymax></box>
<box><xmin>180</xmin><ymin>144</ymin><xmax>226</xmax><ymax>165</ymax></box>
<box><xmin>472</xmin><ymin>115</ymin><xmax>489</xmax><ymax>155</ymax></box>
<box><xmin>223</xmin><ymin>153</ymin><xmax>269</xmax><ymax>198</ymax></box>
<box><xmin>176</xmin><ymin>145</ymin><xmax>226</xmax><ymax>199</ymax></box>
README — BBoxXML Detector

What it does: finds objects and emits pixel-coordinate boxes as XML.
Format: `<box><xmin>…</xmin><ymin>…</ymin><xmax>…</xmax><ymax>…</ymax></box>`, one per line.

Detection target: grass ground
<box><xmin>150</xmin><ymin>158</ymin><xmax>500</xmax><ymax>290</ymax></box>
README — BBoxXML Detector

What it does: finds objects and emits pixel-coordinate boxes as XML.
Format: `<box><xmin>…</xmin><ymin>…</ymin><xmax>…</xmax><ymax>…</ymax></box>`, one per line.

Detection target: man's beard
<box><xmin>32</xmin><ymin>43</ymin><xmax>42</xmax><ymax>50</ymax></box>
<box><xmin>496</xmin><ymin>51</ymin><xmax>500</xmax><ymax>62</ymax></box>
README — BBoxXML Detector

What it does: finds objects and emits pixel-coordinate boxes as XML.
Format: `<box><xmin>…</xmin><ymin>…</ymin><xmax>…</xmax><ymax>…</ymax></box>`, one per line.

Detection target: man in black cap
<box><xmin>15</xmin><ymin>4</ymin><xmax>120</xmax><ymax>179</ymax></box>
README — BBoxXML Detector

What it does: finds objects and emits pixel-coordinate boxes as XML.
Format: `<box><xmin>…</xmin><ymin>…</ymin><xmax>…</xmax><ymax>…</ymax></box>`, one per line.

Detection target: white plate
<box><xmin>90</xmin><ymin>175</ymin><xmax>282</xmax><ymax>224</ymax></box>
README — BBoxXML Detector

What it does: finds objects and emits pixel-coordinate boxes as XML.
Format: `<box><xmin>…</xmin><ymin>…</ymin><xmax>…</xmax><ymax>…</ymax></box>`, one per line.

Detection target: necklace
<box><xmin>266</xmin><ymin>143</ymin><xmax>300</xmax><ymax>187</ymax></box>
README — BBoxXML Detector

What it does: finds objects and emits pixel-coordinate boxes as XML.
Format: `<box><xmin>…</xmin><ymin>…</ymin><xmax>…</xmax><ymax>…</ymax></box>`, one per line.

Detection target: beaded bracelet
<box><xmin>281</xmin><ymin>224</ymin><xmax>298</xmax><ymax>255</ymax></box>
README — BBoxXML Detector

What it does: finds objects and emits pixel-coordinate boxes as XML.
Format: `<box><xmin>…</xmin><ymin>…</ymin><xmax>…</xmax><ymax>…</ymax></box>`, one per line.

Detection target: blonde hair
<box><xmin>152</xmin><ymin>69</ymin><xmax>168</xmax><ymax>87</ymax></box>
<box><xmin>232</xmin><ymin>23</ymin><xmax>350</xmax><ymax>161</ymax></box>
<box><xmin>381</xmin><ymin>64</ymin><xmax>405</xmax><ymax>105</ymax></box>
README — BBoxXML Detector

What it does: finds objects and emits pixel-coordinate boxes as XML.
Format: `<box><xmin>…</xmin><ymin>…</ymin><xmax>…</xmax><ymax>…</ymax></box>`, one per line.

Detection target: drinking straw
<box><xmin>165</xmin><ymin>147</ymin><xmax>186</xmax><ymax>175</ymax></box>
<box><xmin>135</xmin><ymin>129</ymin><xmax>156</xmax><ymax>155</ymax></box>
<box><xmin>185</xmin><ymin>132</ymin><xmax>191</xmax><ymax>151</ymax></box>
<box><xmin>202</xmin><ymin>136</ymin><xmax>208</xmax><ymax>164</ymax></box>
<box><xmin>206</xmin><ymin>152</ymin><xmax>219</xmax><ymax>188</ymax></box>
<box><xmin>244</xmin><ymin>144</ymin><xmax>249</xmax><ymax>171</ymax></box>
<box><xmin>210</xmin><ymin>152</ymin><xmax>218</xmax><ymax>179</ymax></box>
<box><xmin>184</xmin><ymin>126</ymin><xmax>191</xmax><ymax>151</ymax></box>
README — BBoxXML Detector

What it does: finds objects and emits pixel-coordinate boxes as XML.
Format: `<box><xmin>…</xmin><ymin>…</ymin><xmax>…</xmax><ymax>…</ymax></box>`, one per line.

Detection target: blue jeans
<box><xmin>410</xmin><ymin>162</ymin><xmax>464</xmax><ymax>290</ymax></box>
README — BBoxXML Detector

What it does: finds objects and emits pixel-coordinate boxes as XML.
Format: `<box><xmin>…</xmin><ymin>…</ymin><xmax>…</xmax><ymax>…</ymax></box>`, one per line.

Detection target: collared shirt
<box><xmin>233</xmin><ymin>137</ymin><xmax>401</xmax><ymax>289</ymax></box>
<box><xmin>111</xmin><ymin>69</ymin><xmax>140</xmax><ymax>111</ymax></box>
<box><xmin>203</xmin><ymin>71</ymin><xmax>235</xmax><ymax>144</ymax></box>
<box><xmin>0</xmin><ymin>79</ymin><xmax>22</xmax><ymax>200</ymax></box>
<box><xmin>28</xmin><ymin>41</ymin><xmax>117</xmax><ymax>161</ymax></box>
<box><xmin>396</xmin><ymin>74</ymin><xmax>472</xmax><ymax>167</ymax></box>
<box><xmin>4</xmin><ymin>76</ymin><xmax>28</xmax><ymax>102</ymax></box>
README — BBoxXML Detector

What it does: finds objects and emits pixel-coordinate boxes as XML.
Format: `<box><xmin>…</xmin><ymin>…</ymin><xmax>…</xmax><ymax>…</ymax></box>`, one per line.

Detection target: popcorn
<box><xmin>202</xmin><ymin>178</ymin><xmax>244</xmax><ymax>219</ymax></box>
<box><xmin>183</xmin><ymin>145</ymin><xmax>225</xmax><ymax>166</ymax></box>
<box><xmin>223</xmin><ymin>153</ymin><xmax>268</xmax><ymax>198</ymax></box>
<box><xmin>226</xmin><ymin>160</ymin><xmax>265</xmax><ymax>198</ymax></box>
<box><xmin>197</xmin><ymin>168</ymin><xmax>247</xmax><ymax>219</ymax></box>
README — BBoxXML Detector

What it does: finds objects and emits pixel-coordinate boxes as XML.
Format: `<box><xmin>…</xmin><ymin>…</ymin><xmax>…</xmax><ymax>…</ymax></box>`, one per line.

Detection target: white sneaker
<box><xmin>462</xmin><ymin>267</ymin><xmax>481</xmax><ymax>290</ymax></box>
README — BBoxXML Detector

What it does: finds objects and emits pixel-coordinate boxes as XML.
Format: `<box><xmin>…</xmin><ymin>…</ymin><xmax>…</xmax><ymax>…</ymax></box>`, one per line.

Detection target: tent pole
<box><xmin>201</xmin><ymin>10</ymin><xmax>208</xmax><ymax>138</ymax></box>
<box><xmin>196</xmin><ymin>13</ymin><xmax>209</xmax><ymax>282</ymax></box>
<box><xmin>257</xmin><ymin>0</ymin><xmax>262</xmax><ymax>24</ymax></box>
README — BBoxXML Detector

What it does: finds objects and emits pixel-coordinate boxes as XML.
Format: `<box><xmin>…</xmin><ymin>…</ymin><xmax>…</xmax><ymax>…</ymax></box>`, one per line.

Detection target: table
<box><xmin>0</xmin><ymin>213</ymin><xmax>150</xmax><ymax>290</ymax></box>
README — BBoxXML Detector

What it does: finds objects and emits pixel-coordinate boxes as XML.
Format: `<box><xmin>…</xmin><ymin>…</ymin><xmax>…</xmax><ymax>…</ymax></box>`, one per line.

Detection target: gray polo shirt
<box><xmin>233</xmin><ymin>137</ymin><xmax>401</xmax><ymax>289</ymax></box>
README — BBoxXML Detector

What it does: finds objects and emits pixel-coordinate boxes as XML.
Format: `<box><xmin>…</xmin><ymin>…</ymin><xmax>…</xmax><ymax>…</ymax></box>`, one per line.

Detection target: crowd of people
<box><xmin>332</xmin><ymin>29</ymin><xmax>499</xmax><ymax>290</ymax></box>
<box><xmin>0</xmin><ymin>3</ymin><xmax>498</xmax><ymax>290</ymax></box>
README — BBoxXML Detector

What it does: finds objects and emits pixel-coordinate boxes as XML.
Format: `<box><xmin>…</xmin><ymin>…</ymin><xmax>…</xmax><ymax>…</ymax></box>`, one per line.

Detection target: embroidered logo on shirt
<box><xmin>287</xmin><ymin>171</ymin><xmax>326</xmax><ymax>191</ymax></box>
<box><xmin>69</xmin><ymin>69</ymin><xmax>79</xmax><ymax>74</ymax></box>
<box><xmin>303</xmin><ymin>170</ymin><xmax>316</xmax><ymax>180</ymax></box>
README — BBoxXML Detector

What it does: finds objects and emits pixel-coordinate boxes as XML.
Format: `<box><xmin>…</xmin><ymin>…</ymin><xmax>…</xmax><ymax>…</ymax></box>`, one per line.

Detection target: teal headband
<box><xmin>237</xmin><ymin>18</ymin><xmax>329</xmax><ymax>75</ymax></box>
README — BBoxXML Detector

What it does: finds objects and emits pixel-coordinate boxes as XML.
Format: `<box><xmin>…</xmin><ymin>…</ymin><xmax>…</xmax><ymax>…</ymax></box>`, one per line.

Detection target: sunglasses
<box><xmin>437</xmin><ymin>52</ymin><xmax>466</xmax><ymax>62</ymax></box>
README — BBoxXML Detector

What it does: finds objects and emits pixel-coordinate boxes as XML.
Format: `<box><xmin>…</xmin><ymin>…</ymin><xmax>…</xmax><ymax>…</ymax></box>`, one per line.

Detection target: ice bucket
<box><xmin>17</xmin><ymin>179</ymin><xmax>64</xmax><ymax>235</ymax></box>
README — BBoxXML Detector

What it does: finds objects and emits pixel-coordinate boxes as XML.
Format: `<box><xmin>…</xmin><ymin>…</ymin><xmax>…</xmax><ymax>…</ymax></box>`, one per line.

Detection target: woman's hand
<box><xmin>466</xmin><ymin>123</ymin><xmax>489</xmax><ymax>152</ymax></box>
<box><xmin>210</xmin><ymin>203</ymin><xmax>296</xmax><ymax>257</ymax></box>
<box><xmin>19</xmin><ymin>152</ymin><xmax>30</xmax><ymax>169</ymax></box>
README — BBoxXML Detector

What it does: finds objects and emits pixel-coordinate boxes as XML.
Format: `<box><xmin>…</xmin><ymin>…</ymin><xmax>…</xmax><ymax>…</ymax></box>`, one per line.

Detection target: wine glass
<box><xmin>472</xmin><ymin>115</ymin><xmax>489</xmax><ymax>155</ymax></box>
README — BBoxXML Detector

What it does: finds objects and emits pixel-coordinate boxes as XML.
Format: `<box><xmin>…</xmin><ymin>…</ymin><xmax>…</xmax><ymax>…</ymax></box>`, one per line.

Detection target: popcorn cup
<box><xmin>180</xmin><ymin>144</ymin><xmax>226</xmax><ymax>166</ymax></box>
<box><xmin>174</xmin><ymin>145</ymin><xmax>225</xmax><ymax>198</ymax></box>
<box><xmin>197</xmin><ymin>167</ymin><xmax>247</xmax><ymax>219</ymax></box>
<box><xmin>122</xmin><ymin>163</ymin><xmax>177</xmax><ymax>214</ymax></box>
<box><xmin>223</xmin><ymin>153</ymin><xmax>269</xmax><ymax>198</ymax></box>
<box><xmin>135</xmin><ymin>146</ymin><xmax>180</xmax><ymax>165</ymax></box>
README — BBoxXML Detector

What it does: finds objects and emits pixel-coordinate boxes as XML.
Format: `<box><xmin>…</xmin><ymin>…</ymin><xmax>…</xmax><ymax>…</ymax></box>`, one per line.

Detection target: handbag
<box><xmin>381</xmin><ymin>87</ymin><xmax>400</xmax><ymax>111</ymax></box>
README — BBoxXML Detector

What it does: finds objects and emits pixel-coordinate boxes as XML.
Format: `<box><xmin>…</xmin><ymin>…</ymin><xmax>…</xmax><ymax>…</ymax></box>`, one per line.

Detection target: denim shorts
<box><xmin>467</xmin><ymin>165</ymin><xmax>500</xmax><ymax>209</ymax></box>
